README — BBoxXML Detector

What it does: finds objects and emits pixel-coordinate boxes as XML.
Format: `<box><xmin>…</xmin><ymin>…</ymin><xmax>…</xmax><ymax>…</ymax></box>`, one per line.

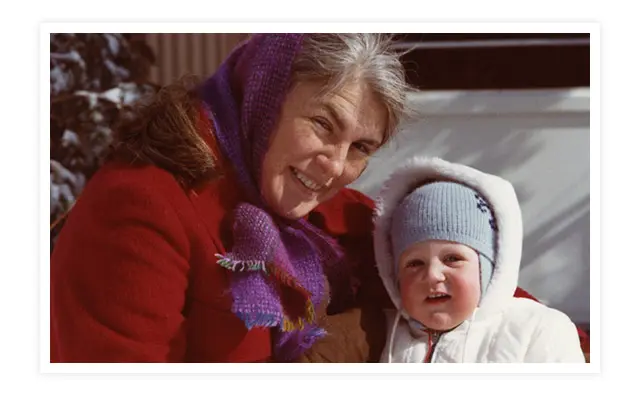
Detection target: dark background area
<box><xmin>395</xmin><ymin>33</ymin><xmax>589</xmax><ymax>90</ymax></box>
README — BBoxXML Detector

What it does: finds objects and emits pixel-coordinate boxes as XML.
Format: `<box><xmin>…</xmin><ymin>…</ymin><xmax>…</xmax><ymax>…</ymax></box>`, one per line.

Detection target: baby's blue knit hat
<box><xmin>391</xmin><ymin>181</ymin><xmax>498</xmax><ymax>297</ymax></box>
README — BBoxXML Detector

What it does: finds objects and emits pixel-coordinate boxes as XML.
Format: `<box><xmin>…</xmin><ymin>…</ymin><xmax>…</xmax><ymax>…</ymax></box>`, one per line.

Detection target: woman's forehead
<box><xmin>319</xmin><ymin>83</ymin><xmax>385</xmax><ymax>121</ymax></box>
<box><xmin>290</xmin><ymin>79</ymin><xmax>372</xmax><ymax>109</ymax></box>
<box><xmin>315</xmin><ymin>82</ymin><xmax>374</xmax><ymax>108</ymax></box>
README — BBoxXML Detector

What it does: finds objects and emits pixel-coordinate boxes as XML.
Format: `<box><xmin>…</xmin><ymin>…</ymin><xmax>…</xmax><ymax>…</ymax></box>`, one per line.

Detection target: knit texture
<box><xmin>391</xmin><ymin>181</ymin><xmax>497</xmax><ymax>296</ymax></box>
<box><xmin>198</xmin><ymin>34</ymin><xmax>347</xmax><ymax>362</ymax></box>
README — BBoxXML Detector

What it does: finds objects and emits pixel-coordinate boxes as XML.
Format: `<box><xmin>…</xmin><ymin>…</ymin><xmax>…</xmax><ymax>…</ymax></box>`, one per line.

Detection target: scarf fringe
<box><xmin>215</xmin><ymin>253</ymin><xmax>267</xmax><ymax>272</ymax></box>
<box><xmin>281</xmin><ymin>299</ymin><xmax>315</xmax><ymax>332</ymax></box>
<box><xmin>234</xmin><ymin>300</ymin><xmax>316</xmax><ymax>332</ymax></box>
<box><xmin>266</xmin><ymin>264</ymin><xmax>317</xmax><ymax>330</ymax></box>
<box><xmin>235</xmin><ymin>311</ymin><xmax>281</xmax><ymax>330</ymax></box>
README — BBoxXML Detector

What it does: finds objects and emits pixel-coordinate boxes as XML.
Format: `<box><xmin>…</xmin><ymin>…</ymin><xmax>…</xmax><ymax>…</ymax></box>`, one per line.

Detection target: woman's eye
<box><xmin>352</xmin><ymin>142</ymin><xmax>372</xmax><ymax>155</ymax></box>
<box><xmin>312</xmin><ymin>116</ymin><xmax>333</xmax><ymax>132</ymax></box>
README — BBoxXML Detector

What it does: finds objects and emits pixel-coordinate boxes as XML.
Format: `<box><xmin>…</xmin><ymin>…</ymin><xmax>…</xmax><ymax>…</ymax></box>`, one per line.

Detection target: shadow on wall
<box><xmin>520</xmin><ymin>195</ymin><xmax>590</xmax><ymax>321</ymax></box>
<box><xmin>351</xmin><ymin>88</ymin><xmax>591</xmax><ymax>324</ymax></box>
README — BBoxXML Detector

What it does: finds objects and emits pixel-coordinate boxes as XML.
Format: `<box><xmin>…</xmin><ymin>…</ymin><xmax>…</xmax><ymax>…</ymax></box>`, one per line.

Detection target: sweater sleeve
<box><xmin>51</xmin><ymin>175</ymin><xmax>191</xmax><ymax>362</ymax></box>
<box><xmin>524</xmin><ymin>308</ymin><xmax>586</xmax><ymax>363</ymax></box>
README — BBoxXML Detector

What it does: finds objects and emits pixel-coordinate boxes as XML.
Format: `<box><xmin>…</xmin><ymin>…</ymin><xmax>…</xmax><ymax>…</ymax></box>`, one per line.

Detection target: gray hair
<box><xmin>291</xmin><ymin>33</ymin><xmax>413</xmax><ymax>144</ymax></box>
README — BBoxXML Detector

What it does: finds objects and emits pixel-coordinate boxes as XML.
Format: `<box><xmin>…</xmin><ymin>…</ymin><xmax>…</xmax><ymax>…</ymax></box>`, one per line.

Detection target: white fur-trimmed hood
<box><xmin>373</xmin><ymin>156</ymin><xmax>523</xmax><ymax>320</ymax></box>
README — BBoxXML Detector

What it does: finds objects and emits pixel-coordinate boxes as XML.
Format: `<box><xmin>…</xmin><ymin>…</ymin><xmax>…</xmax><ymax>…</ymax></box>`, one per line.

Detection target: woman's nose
<box><xmin>316</xmin><ymin>143</ymin><xmax>349</xmax><ymax>180</ymax></box>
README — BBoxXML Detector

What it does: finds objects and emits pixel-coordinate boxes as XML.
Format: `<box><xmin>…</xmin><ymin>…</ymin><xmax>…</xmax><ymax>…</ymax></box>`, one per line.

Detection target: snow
<box><xmin>98</xmin><ymin>84</ymin><xmax>147</xmax><ymax>107</ymax></box>
<box><xmin>50</xmin><ymin>182</ymin><xmax>60</xmax><ymax>212</ymax></box>
<box><xmin>61</xmin><ymin>129</ymin><xmax>80</xmax><ymax>148</ymax></box>
<box><xmin>50</xmin><ymin>64</ymin><xmax>74</xmax><ymax>95</ymax></box>
<box><xmin>120</xmin><ymin>83</ymin><xmax>143</xmax><ymax>105</ymax></box>
<box><xmin>50</xmin><ymin>33</ymin><xmax>156</xmax><ymax>243</ymax></box>
<box><xmin>74</xmin><ymin>90</ymin><xmax>99</xmax><ymax>108</ymax></box>
<box><xmin>50</xmin><ymin>182</ymin><xmax>75</xmax><ymax>214</ymax></box>
<box><xmin>100</xmin><ymin>87</ymin><xmax>122</xmax><ymax>105</ymax></box>
<box><xmin>104</xmin><ymin>58</ymin><xmax>130</xmax><ymax>80</ymax></box>
<box><xmin>50</xmin><ymin>161</ymin><xmax>80</xmax><ymax>214</ymax></box>
<box><xmin>58</xmin><ymin>183</ymin><xmax>75</xmax><ymax>206</ymax></box>
<box><xmin>90</xmin><ymin>110</ymin><xmax>104</xmax><ymax>123</ymax></box>
<box><xmin>51</xmin><ymin>50</ymin><xmax>86</xmax><ymax>69</ymax></box>
<box><xmin>50</xmin><ymin>159</ymin><xmax>78</xmax><ymax>185</ymax></box>
<box><xmin>90</xmin><ymin>126</ymin><xmax>114</xmax><ymax>157</ymax></box>
<box><xmin>104</xmin><ymin>33</ymin><xmax>121</xmax><ymax>56</ymax></box>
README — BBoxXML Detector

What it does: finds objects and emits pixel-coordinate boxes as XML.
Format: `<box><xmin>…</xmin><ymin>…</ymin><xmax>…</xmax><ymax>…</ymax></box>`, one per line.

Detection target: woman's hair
<box><xmin>292</xmin><ymin>34</ymin><xmax>411</xmax><ymax>146</ymax></box>
<box><xmin>112</xmin><ymin>34</ymin><xmax>411</xmax><ymax>187</ymax></box>
<box><xmin>111</xmin><ymin>75</ymin><xmax>217</xmax><ymax>187</ymax></box>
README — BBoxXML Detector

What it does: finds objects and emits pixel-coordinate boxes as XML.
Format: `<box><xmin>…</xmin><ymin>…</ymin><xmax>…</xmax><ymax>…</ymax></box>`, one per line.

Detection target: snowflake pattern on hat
<box><xmin>474</xmin><ymin>192</ymin><xmax>498</xmax><ymax>231</ymax></box>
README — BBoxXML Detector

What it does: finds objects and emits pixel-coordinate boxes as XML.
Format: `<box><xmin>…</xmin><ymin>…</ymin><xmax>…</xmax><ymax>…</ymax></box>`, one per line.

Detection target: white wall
<box><xmin>350</xmin><ymin>88</ymin><xmax>590</xmax><ymax>325</ymax></box>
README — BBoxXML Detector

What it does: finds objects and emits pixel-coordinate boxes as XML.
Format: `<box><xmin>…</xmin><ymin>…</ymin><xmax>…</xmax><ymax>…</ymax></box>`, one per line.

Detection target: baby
<box><xmin>373</xmin><ymin>156</ymin><xmax>585</xmax><ymax>362</ymax></box>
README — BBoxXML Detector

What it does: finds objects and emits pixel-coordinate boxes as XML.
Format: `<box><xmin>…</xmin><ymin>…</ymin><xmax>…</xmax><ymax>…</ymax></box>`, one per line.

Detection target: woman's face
<box><xmin>261</xmin><ymin>80</ymin><xmax>387</xmax><ymax>219</ymax></box>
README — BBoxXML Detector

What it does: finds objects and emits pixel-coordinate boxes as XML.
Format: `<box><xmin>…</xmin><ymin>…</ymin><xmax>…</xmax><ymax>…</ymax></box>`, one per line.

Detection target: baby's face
<box><xmin>398</xmin><ymin>240</ymin><xmax>481</xmax><ymax>331</ymax></box>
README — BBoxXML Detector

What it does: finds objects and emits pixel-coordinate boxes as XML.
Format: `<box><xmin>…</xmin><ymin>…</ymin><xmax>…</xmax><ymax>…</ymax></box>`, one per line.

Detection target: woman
<box><xmin>50</xmin><ymin>33</ymin><xmax>409</xmax><ymax>362</ymax></box>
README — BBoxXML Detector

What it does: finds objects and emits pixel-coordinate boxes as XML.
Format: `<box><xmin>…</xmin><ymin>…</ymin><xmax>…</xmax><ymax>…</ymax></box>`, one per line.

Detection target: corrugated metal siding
<box><xmin>145</xmin><ymin>33</ymin><xmax>249</xmax><ymax>86</ymax></box>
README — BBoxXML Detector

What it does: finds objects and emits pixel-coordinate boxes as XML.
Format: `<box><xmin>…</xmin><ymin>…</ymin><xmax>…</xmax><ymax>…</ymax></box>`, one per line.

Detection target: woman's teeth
<box><xmin>292</xmin><ymin>168</ymin><xmax>322</xmax><ymax>192</ymax></box>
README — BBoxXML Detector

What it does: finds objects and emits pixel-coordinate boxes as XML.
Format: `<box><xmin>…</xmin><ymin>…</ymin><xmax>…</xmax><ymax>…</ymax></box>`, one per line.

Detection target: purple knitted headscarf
<box><xmin>198</xmin><ymin>34</ymin><xmax>349</xmax><ymax>362</ymax></box>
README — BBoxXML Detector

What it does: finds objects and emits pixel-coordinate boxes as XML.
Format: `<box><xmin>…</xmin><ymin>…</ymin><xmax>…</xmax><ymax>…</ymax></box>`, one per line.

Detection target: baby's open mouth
<box><xmin>425</xmin><ymin>293</ymin><xmax>451</xmax><ymax>303</ymax></box>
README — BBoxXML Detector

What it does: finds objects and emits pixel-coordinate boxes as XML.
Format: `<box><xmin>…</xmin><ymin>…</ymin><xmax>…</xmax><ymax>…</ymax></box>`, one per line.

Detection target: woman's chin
<box><xmin>263</xmin><ymin>195</ymin><xmax>318</xmax><ymax>220</ymax></box>
<box><xmin>280</xmin><ymin>202</ymin><xmax>318</xmax><ymax>220</ymax></box>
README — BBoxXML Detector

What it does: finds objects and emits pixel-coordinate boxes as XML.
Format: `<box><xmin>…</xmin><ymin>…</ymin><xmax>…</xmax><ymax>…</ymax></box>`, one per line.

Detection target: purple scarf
<box><xmin>198</xmin><ymin>34</ymin><xmax>349</xmax><ymax>362</ymax></box>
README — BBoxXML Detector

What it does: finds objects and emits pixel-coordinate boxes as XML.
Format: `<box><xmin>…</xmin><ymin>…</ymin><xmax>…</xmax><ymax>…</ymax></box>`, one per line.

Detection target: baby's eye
<box><xmin>443</xmin><ymin>254</ymin><xmax>464</xmax><ymax>264</ymax></box>
<box><xmin>405</xmin><ymin>259</ymin><xmax>425</xmax><ymax>268</ymax></box>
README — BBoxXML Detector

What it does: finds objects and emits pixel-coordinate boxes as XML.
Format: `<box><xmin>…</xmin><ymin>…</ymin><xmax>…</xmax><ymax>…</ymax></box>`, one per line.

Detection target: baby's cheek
<box><xmin>456</xmin><ymin>277</ymin><xmax>481</xmax><ymax>307</ymax></box>
<box><xmin>399</xmin><ymin>279</ymin><xmax>411</xmax><ymax>304</ymax></box>
<box><xmin>399</xmin><ymin>279</ymin><xmax>420</xmax><ymax>309</ymax></box>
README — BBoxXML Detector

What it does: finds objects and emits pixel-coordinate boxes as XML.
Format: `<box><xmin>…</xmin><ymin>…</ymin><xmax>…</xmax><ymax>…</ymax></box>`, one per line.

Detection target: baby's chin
<box><xmin>413</xmin><ymin>313</ymin><xmax>463</xmax><ymax>332</ymax></box>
